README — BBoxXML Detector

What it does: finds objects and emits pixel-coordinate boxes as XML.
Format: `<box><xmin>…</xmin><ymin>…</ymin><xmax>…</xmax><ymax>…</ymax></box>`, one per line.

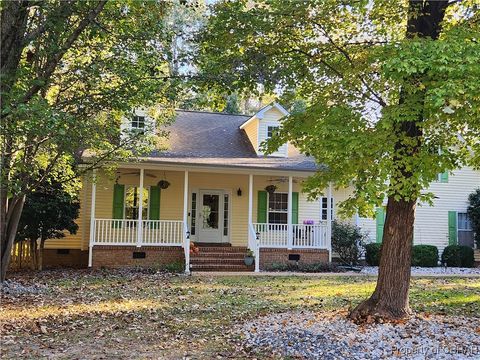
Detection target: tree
<box><xmin>16</xmin><ymin>180</ymin><xmax>80</xmax><ymax>270</ymax></box>
<box><xmin>467</xmin><ymin>189</ymin><xmax>480</xmax><ymax>248</ymax></box>
<box><xmin>198</xmin><ymin>0</ymin><xmax>480</xmax><ymax>320</ymax></box>
<box><xmin>0</xmin><ymin>0</ymin><xmax>180</xmax><ymax>281</ymax></box>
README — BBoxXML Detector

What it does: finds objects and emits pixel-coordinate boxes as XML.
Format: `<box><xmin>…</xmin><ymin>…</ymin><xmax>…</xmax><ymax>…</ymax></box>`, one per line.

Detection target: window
<box><xmin>458</xmin><ymin>213</ymin><xmax>472</xmax><ymax>231</ymax></box>
<box><xmin>191</xmin><ymin>193</ymin><xmax>197</xmax><ymax>235</ymax></box>
<box><xmin>267</xmin><ymin>125</ymin><xmax>279</xmax><ymax>138</ymax></box>
<box><xmin>223</xmin><ymin>194</ymin><xmax>229</xmax><ymax>236</ymax></box>
<box><xmin>124</xmin><ymin>186</ymin><xmax>149</xmax><ymax>220</ymax></box>
<box><xmin>131</xmin><ymin>115</ymin><xmax>145</xmax><ymax>129</ymax></box>
<box><xmin>458</xmin><ymin>212</ymin><xmax>474</xmax><ymax>247</ymax></box>
<box><xmin>320</xmin><ymin>197</ymin><xmax>334</xmax><ymax>220</ymax></box>
<box><xmin>268</xmin><ymin>193</ymin><xmax>288</xmax><ymax>224</ymax></box>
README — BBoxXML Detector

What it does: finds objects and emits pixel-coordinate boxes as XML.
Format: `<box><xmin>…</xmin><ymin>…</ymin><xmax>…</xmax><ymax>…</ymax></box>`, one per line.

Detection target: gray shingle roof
<box><xmin>147</xmin><ymin>110</ymin><xmax>317</xmax><ymax>172</ymax></box>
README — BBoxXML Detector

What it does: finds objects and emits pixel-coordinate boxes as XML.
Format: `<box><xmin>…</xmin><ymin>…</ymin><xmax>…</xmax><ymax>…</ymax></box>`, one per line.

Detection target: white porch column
<box><xmin>183</xmin><ymin>171</ymin><xmax>190</xmax><ymax>274</ymax></box>
<box><xmin>88</xmin><ymin>169</ymin><xmax>97</xmax><ymax>267</ymax></box>
<box><xmin>248</xmin><ymin>174</ymin><xmax>253</xmax><ymax>225</ymax></box>
<box><xmin>137</xmin><ymin>168</ymin><xmax>144</xmax><ymax>247</ymax></box>
<box><xmin>327</xmin><ymin>183</ymin><xmax>333</xmax><ymax>262</ymax></box>
<box><xmin>287</xmin><ymin>175</ymin><xmax>293</xmax><ymax>249</ymax></box>
<box><xmin>248</xmin><ymin>174</ymin><xmax>259</xmax><ymax>272</ymax></box>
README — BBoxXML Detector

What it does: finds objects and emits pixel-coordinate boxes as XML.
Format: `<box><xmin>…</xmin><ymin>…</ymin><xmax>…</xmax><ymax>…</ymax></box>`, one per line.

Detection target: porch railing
<box><xmin>93</xmin><ymin>219</ymin><xmax>184</xmax><ymax>246</ymax></box>
<box><xmin>253</xmin><ymin>223</ymin><xmax>328</xmax><ymax>249</ymax></box>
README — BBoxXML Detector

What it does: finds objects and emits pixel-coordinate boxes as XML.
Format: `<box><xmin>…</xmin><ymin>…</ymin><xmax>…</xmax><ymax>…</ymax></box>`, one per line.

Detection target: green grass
<box><xmin>1</xmin><ymin>270</ymin><xmax>478</xmax><ymax>359</ymax></box>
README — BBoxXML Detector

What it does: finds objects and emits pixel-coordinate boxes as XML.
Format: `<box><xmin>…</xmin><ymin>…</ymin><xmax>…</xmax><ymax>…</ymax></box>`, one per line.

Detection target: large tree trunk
<box><xmin>350</xmin><ymin>197</ymin><xmax>416</xmax><ymax>320</ymax></box>
<box><xmin>349</xmin><ymin>0</ymin><xmax>449</xmax><ymax>321</ymax></box>
<box><xmin>38</xmin><ymin>238</ymin><xmax>46</xmax><ymax>271</ymax></box>
<box><xmin>1</xmin><ymin>195</ymin><xmax>26</xmax><ymax>281</ymax></box>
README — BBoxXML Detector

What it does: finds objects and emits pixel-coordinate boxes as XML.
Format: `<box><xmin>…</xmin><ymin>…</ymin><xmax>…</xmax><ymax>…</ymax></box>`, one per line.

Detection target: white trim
<box><xmin>80</xmin><ymin>161</ymin><xmax>314</xmax><ymax>177</ymax></box>
<box><xmin>248</xmin><ymin>174</ymin><xmax>253</xmax><ymax>225</ymax></box>
<box><xmin>137</xmin><ymin>168</ymin><xmax>144</xmax><ymax>247</ymax></box>
<box><xmin>197</xmin><ymin>189</ymin><xmax>226</xmax><ymax>243</ymax></box>
<box><xmin>88</xmin><ymin>170</ymin><xmax>97</xmax><ymax>267</ymax></box>
<box><xmin>327</xmin><ymin>184</ymin><xmax>333</xmax><ymax>262</ymax></box>
<box><xmin>287</xmin><ymin>176</ymin><xmax>293</xmax><ymax>250</ymax></box>
<box><xmin>222</xmin><ymin>191</ymin><xmax>232</xmax><ymax>241</ymax></box>
<box><xmin>183</xmin><ymin>171</ymin><xmax>189</xmax><ymax>231</ymax></box>
<box><xmin>239</xmin><ymin>102</ymin><xmax>290</xmax><ymax>129</ymax></box>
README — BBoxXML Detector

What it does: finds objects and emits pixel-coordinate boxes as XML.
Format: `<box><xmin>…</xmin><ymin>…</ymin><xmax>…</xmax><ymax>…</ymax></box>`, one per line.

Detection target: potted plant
<box><xmin>157</xmin><ymin>179</ymin><xmax>170</xmax><ymax>189</ymax></box>
<box><xmin>265</xmin><ymin>184</ymin><xmax>277</xmax><ymax>195</ymax></box>
<box><xmin>244</xmin><ymin>250</ymin><xmax>255</xmax><ymax>266</ymax></box>
<box><xmin>189</xmin><ymin>242</ymin><xmax>199</xmax><ymax>255</ymax></box>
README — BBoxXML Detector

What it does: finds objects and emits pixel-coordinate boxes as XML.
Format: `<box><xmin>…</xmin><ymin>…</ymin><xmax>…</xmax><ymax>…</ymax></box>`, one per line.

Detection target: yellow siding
<box><xmin>243</xmin><ymin>118</ymin><xmax>258</xmax><ymax>152</ymax></box>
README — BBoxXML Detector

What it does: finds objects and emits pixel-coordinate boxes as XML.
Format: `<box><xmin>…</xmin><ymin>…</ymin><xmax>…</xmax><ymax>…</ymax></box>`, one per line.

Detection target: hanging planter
<box><xmin>157</xmin><ymin>179</ymin><xmax>170</xmax><ymax>189</ymax></box>
<box><xmin>265</xmin><ymin>185</ymin><xmax>277</xmax><ymax>195</ymax></box>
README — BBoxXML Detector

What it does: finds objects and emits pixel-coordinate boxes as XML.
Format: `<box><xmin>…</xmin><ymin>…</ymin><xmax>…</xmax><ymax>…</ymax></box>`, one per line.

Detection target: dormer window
<box><xmin>267</xmin><ymin>126</ymin><xmax>279</xmax><ymax>139</ymax></box>
<box><xmin>131</xmin><ymin>115</ymin><xmax>145</xmax><ymax>129</ymax></box>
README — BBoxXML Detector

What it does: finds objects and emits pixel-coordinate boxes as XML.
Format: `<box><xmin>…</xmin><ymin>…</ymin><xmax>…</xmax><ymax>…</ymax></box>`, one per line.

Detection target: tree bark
<box><xmin>349</xmin><ymin>0</ymin><xmax>450</xmax><ymax>321</ymax></box>
<box><xmin>38</xmin><ymin>238</ymin><xmax>45</xmax><ymax>271</ymax></box>
<box><xmin>350</xmin><ymin>198</ymin><xmax>416</xmax><ymax>320</ymax></box>
<box><xmin>29</xmin><ymin>238</ymin><xmax>38</xmax><ymax>270</ymax></box>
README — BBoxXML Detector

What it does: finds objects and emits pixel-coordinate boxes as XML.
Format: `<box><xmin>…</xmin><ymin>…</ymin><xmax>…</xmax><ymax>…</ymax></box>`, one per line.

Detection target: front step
<box><xmin>190</xmin><ymin>264</ymin><xmax>254</xmax><ymax>272</ymax></box>
<box><xmin>190</xmin><ymin>245</ymin><xmax>253</xmax><ymax>272</ymax></box>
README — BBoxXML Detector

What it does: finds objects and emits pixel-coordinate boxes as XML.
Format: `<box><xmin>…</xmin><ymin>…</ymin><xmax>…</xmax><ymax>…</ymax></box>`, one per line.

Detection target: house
<box><xmin>42</xmin><ymin>103</ymin><xmax>479</xmax><ymax>271</ymax></box>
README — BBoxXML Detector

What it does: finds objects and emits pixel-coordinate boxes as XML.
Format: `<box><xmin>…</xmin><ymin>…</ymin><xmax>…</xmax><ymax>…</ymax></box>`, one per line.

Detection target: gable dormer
<box><xmin>240</xmin><ymin>102</ymin><xmax>289</xmax><ymax>157</ymax></box>
<box><xmin>120</xmin><ymin>108</ymin><xmax>156</xmax><ymax>136</ymax></box>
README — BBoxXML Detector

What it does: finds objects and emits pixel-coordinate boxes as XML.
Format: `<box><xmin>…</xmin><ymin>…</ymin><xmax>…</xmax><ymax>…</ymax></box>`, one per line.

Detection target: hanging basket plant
<box><xmin>157</xmin><ymin>179</ymin><xmax>170</xmax><ymax>189</ymax></box>
<box><xmin>265</xmin><ymin>185</ymin><xmax>277</xmax><ymax>195</ymax></box>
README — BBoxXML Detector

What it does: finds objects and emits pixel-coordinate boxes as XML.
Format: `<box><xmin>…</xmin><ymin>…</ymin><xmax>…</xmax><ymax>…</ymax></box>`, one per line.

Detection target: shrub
<box><xmin>411</xmin><ymin>245</ymin><xmax>438</xmax><ymax>267</ymax></box>
<box><xmin>441</xmin><ymin>245</ymin><xmax>475</xmax><ymax>268</ymax></box>
<box><xmin>331</xmin><ymin>220</ymin><xmax>367</xmax><ymax>266</ymax></box>
<box><xmin>467</xmin><ymin>188</ymin><xmax>480</xmax><ymax>248</ymax></box>
<box><xmin>163</xmin><ymin>261</ymin><xmax>185</xmax><ymax>273</ymax></box>
<box><xmin>365</xmin><ymin>243</ymin><xmax>382</xmax><ymax>266</ymax></box>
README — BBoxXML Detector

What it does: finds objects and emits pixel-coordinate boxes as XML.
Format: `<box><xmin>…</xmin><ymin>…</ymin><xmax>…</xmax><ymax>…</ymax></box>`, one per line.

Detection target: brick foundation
<box><xmin>92</xmin><ymin>246</ymin><xmax>184</xmax><ymax>268</ymax></box>
<box><xmin>43</xmin><ymin>249</ymin><xmax>88</xmax><ymax>268</ymax></box>
<box><xmin>259</xmin><ymin>248</ymin><xmax>329</xmax><ymax>270</ymax></box>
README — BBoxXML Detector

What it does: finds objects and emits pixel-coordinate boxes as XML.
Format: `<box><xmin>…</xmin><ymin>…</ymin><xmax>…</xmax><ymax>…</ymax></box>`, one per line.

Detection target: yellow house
<box><xmin>46</xmin><ymin>103</ymin><xmax>333</xmax><ymax>272</ymax></box>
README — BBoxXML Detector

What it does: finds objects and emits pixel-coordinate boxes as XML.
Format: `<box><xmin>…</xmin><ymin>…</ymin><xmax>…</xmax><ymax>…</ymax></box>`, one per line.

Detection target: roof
<box><xmin>146</xmin><ymin>110</ymin><xmax>318</xmax><ymax>172</ymax></box>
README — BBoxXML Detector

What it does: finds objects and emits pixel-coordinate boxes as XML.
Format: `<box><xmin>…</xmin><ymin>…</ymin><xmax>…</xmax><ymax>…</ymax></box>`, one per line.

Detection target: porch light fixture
<box><xmin>265</xmin><ymin>185</ymin><xmax>277</xmax><ymax>195</ymax></box>
<box><xmin>237</xmin><ymin>188</ymin><xmax>242</xmax><ymax>196</ymax></box>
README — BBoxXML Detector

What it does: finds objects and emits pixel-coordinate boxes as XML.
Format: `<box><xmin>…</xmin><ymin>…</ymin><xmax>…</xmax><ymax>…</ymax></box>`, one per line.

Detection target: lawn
<box><xmin>1</xmin><ymin>269</ymin><xmax>479</xmax><ymax>359</ymax></box>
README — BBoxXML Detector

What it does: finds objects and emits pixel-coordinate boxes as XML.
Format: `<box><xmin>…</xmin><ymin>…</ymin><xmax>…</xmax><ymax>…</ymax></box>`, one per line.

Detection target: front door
<box><xmin>198</xmin><ymin>190</ymin><xmax>223</xmax><ymax>243</ymax></box>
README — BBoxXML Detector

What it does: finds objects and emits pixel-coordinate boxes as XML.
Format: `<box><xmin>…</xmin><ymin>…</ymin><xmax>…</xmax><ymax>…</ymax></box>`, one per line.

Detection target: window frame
<box><xmin>123</xmin><ymin>185</ymin><xmax>150</xmax><ymax>221</ymax></box>
<box><xmin>266</xmin><ymin>125</ymin><xmax>279</xmax><ymax>139</ymax></box>
<box><xmin>131</xmin><ymin>115</ymin><xmax>146</xmax><ymax>130</ymax></box>
<box><xmin>267</xmin><ymin>192</ymin><xmax>289</xmax><ymax>224</ymax></box>
<box><xmin>320</xmin><ymin>197</ymin><xmax>334</xmax><ymax>221</ymax></box>
<box><xmin>457</xmin><ymin>212</ymin><xmax>472</xmax><ymax>231</ymax></box>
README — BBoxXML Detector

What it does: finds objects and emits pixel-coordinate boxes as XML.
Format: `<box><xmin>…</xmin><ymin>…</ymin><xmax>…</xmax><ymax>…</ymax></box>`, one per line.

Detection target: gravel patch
<box><xmin>241</xmin><ymin>311</ymin><xmax>480</xmax><ymax>359</ymax></box>
<box><xmin>361</xmin><ymin>266</ymin><xmax>480</xmax><ymax>276</ymax></box>
<box><xmin>0</xmin><ymin>279</ymin><xmax>47</xmax><ymax>295</ymax></box>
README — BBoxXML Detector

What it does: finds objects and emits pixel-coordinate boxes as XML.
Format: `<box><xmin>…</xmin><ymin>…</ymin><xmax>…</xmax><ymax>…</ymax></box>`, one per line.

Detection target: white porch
<box><xmin>88</xmin><ymin>168</ymin><xmax>333</xmax><ymax>272</ymax></box>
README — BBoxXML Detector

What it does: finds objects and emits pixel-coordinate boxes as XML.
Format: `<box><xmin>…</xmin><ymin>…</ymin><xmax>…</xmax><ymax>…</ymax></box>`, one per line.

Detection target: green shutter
<box><xmin>149</xmin><ymin>186</ymin><xmax>161</xmax><ymax>229</ymax></box>
<box><xmin>112</xmin><ymin>184</ymin><xmax>125</xmax><ymax>228</ymax></box>
<box><xmin>292</xmin><ymin>192</ymin><xmax>299</xmax><ymax>224</ymax></box>
<box><xmin>448</xmin><ymin>211</ymin><xmax>457</xmax><ymax>245</ymax></box>
<box><xmin>376</xmin><ymin>207</ymin><xmax>385</xmax><ymax>243</ymax></box>
<box><xmin>257</xmin><ymin>191</ymin><xmax>267</xmax><ymax>223</ymax></box>
<box><xmin>149</xmin><ymin>186</ymin><xmax>161</xmax><ymax>220</ymax></box>
<box><xmin>440</xmin><ymin>171</ymin><xmax>449</xmax><ymax>183</ymax></box>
